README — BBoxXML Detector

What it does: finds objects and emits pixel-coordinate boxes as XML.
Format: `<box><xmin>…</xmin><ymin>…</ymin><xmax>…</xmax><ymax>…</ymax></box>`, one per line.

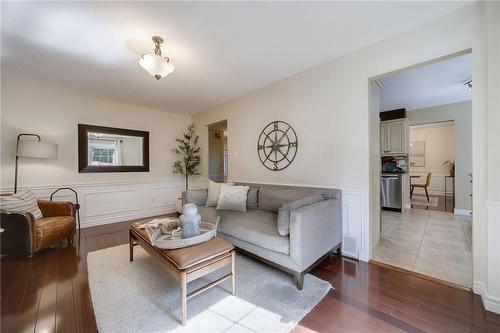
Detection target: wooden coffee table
<box><xmin>129</xmin><ymin>221</ymin><xmax>235</xmax><ymax>325</ymax></box>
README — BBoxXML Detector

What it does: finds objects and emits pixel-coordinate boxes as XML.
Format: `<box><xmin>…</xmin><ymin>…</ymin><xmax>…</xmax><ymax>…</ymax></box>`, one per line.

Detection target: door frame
<box><xmin>367</xmin><ymin>49</ymin><xmax>475</xmax><ymax>269</ymax></box>
<box><xmin>206</xmin><ymin>120</ymin><xmax>228</xmax><ymax>182</ymax></box>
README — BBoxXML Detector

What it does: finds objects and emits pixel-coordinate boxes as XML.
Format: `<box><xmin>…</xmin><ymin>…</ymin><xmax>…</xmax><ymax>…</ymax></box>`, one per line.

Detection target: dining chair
<box><xmin>410</xmin><ymin>172</ymin><xmax>432</xmax><ymax>202</ymax></box>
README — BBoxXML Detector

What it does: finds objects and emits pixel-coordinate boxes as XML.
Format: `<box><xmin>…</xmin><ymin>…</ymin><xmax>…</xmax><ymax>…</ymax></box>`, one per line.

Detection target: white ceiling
<box><xmin>1</xmin><ymin>1</ymin><xmax>473</xmax><ymax>115</ymax></box>
<box><xmin>380</xmin><ymin>53</ymin><xmax>472</xmax><ymax>111</ymax></box>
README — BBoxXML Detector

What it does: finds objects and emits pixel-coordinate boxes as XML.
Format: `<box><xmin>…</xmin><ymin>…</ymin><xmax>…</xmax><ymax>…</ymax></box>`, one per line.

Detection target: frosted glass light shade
<box><xmin>139</xmin><ymin>54</ymin><xmax>175</xmax><ymax>80</ymax></box>
<box><xmin>17</xmin><ymin>140</ymin><xmax>58</xmax><ymax>159</ymax></box>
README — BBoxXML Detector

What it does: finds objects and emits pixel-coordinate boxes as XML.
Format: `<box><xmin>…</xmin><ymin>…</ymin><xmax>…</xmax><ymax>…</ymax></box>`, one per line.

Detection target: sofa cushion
<box><xmin>258</xmin><ymin>187</ymin><xmax>320</xmax><ymax>212</ymax></box>
<box><xmin>247</xmin><ymin>187</ymin><xmax>259</xmax><ymax>209</ymax></box>
<box><xmin>277</xmin><ymin>194</ymin><xmax>325</xmax><ymax>236</ymax></box>
<box><xmin>218</xmin><ymin>209</ymin><xmax>289</xmax><ymax>255</ymax></box>
<box><xmin>198</xmin><ymin>206</ymin><xmax>218</xmax><ymax>224</ymax></box>
<box><xmin>320</xmin><ymin>189</ymin><xmax>342</xmax><ymax>200</ymax></box>
<box><xmin>216</xmin><ymin>185</ymin><xmax>249</xmax><ymax>212</ymax></box>
<box><xmin>185</xmin><ymin>189</ymin><xmax>208</xmax><ymax>206</ymax></box>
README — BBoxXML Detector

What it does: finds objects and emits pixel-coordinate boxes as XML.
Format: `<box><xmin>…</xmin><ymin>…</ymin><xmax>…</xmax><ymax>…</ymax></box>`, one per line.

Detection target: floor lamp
<box><xmin>14</xmin><ymin>134</ymin><xmax>58</xmax><ymax>193</ymax></box>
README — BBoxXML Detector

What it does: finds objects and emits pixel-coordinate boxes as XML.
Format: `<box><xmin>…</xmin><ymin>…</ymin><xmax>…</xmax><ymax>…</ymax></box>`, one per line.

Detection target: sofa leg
<box><xmin>67</xmin><ymin>236</ymin><xmax>74</xmax><ymax>244</ymax></box>
<box><xmin>294</xmin><ymin>271</ymin><xmax>305</xmax><ymax>290</ymax></box>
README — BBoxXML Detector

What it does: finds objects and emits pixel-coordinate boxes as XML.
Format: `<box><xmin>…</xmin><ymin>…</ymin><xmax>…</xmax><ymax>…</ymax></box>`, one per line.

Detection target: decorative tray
<box><xmin>141</xmin><ymin>217</ymin><xmax>219</xmax><ymax>250</ymax></box>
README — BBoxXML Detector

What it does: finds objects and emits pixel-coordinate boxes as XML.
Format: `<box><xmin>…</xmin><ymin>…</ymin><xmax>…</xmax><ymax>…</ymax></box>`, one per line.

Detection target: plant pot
<box><xmin>175</xmin><ymin>198</ymin><xmax>183</xmax><ymax>214</ymax></box>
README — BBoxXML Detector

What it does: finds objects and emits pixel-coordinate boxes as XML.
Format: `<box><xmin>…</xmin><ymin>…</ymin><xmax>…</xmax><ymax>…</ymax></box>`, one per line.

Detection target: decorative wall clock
<box><xmin>257</xmin><ymin>121</ymin><xmax>298</xmax><ymax>171</ymax></box>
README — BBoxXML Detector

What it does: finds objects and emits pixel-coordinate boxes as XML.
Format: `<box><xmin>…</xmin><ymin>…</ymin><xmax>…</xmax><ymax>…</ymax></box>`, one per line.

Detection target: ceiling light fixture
<box><xmin>139</xmin><ymin>36</ymin><xmax>175</xmax><ymax>80</ymax></box>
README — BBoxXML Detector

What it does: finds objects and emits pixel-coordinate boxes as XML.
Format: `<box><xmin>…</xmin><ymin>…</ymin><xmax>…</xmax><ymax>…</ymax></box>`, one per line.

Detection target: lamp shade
<box><xmin>139</xmin><ymin>54</ymin><xmax>175</xmax><ymax>80</ymax></box>
<box><xmin>17</xmin><ymin>140</ymin><xmax>58</xmax><ymax>159</ymax></box>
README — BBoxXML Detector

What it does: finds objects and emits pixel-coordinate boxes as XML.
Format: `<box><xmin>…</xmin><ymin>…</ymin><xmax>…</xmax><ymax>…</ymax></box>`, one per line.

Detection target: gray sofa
<box><xmin>182</xmin><ymin>182</ymin><xmax>342</xmax><ymax>289</ymax></box>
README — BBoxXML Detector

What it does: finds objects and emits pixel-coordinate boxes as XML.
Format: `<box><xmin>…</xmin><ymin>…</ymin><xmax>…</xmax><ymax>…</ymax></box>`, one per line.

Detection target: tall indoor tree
<box><xmin>172</xmin><ymin>124</ymin><xmax>201</xmax><ymax>190</ymax></box>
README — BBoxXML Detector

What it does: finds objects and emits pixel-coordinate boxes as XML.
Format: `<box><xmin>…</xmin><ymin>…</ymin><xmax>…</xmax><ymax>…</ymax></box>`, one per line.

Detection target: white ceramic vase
<box><xmin>179</xmin><ymin>203</ymin><xmax>201</xmax><ymax>239</ymax></box>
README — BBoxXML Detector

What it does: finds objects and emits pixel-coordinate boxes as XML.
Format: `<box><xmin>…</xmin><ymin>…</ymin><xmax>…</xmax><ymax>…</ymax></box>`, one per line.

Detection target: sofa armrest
<box><xmin>0</xmin><ymin>210</ymin><xmax>37</xmax><ymax>255</ymax></box>
<box><xmin>37</xmin><ymin>200</ymin><xmax>75</xmax><ymax>218</ymax></box>
<box><xmin>182</xmin><ymin>189</ymin><xmax>208</xmax><ymax>206</ymax></box>
<box><xmin>289</xmin><ymin>198</ymin><xmax>342</xmax><ymax>271</ymax></box>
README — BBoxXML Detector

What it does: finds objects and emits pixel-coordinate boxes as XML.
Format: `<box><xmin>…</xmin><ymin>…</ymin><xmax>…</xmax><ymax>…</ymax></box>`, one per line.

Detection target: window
<box><xmin>91</xmin><ymin>148</ymin><xmax>115</xmax><ymax>165</ymax></box>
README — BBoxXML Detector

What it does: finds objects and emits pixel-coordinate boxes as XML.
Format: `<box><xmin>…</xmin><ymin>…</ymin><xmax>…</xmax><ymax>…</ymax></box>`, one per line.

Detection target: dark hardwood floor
<box><xmin>2</xmin><ymin>217</ymin><xmax>499</xmax><ymax>333</ymax></box>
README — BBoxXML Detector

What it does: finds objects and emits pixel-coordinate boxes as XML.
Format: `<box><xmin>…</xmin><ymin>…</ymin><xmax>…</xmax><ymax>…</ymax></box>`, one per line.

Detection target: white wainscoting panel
<box><xmin>481</xmin><ymin>199</ymin><xmax>500</xmax><ymax>314</ymax></box>
<box><xmin>340</xmin><ymin>189</ymin><xmax>368</xmax><ymax>261</ymax></box>
<box><xmin>1</xmin><ymin>178</ymin><xmax>184</xmax><ymax>228</ymax></box>
<box><xmin>84</xmin><ymin>189</ymin><xmax>143</xmax><ymax>218</ymax></box>
<box><xmin>147</xmin><ymin>186</ymin><xmax>182</xmax><ymax>209</ymax></box>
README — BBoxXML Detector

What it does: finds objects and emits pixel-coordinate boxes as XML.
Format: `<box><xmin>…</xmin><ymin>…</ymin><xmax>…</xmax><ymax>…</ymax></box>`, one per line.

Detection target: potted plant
<box><xmin>442</xmin><ymin>160</ymin><xmax>455</xmax><ymax>177</ymax></box>
<box><xmin>172</xmin><ymin>124</ymin><xmax>201</xmax><ymax>212</ymax></box>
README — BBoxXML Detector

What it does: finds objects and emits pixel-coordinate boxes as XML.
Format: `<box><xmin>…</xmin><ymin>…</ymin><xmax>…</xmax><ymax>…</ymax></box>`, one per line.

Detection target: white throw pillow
<box><xmin>0</xmin><ymin>189</ymin><xmax>43</xmax><ymax>220</ymax></box>
<box><xmin>216</xmin><ymin>185</ymin><xmax>249</xmax><ymax>212</ymax></box>
<box><xmin>206</xmin><ymin>180</ymin><xmax>234</xmax><ymax>206</ymax></box>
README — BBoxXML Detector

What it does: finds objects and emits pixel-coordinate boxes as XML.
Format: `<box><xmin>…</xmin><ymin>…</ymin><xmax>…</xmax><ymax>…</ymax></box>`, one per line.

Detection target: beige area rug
<box><xmin>411</xmin><ymin>195</ymin><xmax>438</xmax><ymax>207</ymax></box>
<box><xmin>87</xmin><ymin>244</ymin><xmax>331</xmax><ymax>333</ymax></box>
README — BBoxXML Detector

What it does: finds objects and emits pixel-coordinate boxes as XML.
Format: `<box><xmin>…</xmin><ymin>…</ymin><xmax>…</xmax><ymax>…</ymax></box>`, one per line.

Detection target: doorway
<box><xmin>207</xmin><ymin>120</ymin><xmax>228</xmax><ymax>182</ymax></box>
<box><xmin>369</xmin><ymin>51</ymin><xmax>473</xmax><ymax>289</ymax></box>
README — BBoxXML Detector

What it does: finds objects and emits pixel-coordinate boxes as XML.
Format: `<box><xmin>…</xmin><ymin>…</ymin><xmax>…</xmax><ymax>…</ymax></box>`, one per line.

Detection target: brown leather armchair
<box><xmin>0</xmin><ymin>200</ymin><xmax>76</xmax><ymax>257</ymax></box>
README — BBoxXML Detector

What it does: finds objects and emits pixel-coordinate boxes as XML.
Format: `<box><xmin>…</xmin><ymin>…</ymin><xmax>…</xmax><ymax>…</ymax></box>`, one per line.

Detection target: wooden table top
<box><xmin>130</xmin><ymin>221</ymin><xmax>234</xmax><ymax>270</ymax></box>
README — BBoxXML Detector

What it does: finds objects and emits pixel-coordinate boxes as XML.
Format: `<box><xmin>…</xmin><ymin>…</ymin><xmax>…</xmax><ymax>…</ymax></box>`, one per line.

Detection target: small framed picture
<box><xmin>409</xmin><ymin>141</ymin><xmax>425</xmax><ymax>167</ymax></box>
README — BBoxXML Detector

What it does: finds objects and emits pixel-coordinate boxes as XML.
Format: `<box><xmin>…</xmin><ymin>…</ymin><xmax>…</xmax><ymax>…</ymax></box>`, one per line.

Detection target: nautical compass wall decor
<box><xmin>257</xmin><ymin>121</ymin><xmax>298</xmax><ymax>171</ymax></box>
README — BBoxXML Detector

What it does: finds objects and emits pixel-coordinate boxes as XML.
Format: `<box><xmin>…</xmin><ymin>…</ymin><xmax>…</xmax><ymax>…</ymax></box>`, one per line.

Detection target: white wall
<box><xmin>409</xmin><ymin>121</ymin><xmax>456</xmax><ymax>202</ymax></box>
<box><xmin>1</xmin><ymin>79</ymin><xmax>191</xmax><ymax>226</ymax></box>
<box><xmin>192</xmin><ymin>3</ymin><xmax>500</xmax><ymax>313</ymax></box>
<box><xmin>410</xmin><ymin>122</ymin><xmax>455</xmax><ymax>174</ymax></box>
<box><xmin>193</xmin><ymin>3</ymin><xmax>480</xmax><ymax>260</ymax></box>
<box><xmin>483</xmin><ymin>0</ymin><xmax>500</xmax><ymax>314</ymax></box>
<box><xmin>408</xmin><ymin>101</ymin><xmax>472</xmax><ymax>211</ymax></box>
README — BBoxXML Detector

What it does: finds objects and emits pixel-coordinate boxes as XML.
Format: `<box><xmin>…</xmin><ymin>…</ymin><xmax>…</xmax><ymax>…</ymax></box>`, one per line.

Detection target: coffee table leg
<box><xmin>231</xmin><ymin>250</ymin><xmax>236</xmax><ymax>296</ymax></box>
<box><xmin>180</xmin><ymin>271</ymin><xmax>187</xmax><ymax>326</ymax></box>
<box><xmin>129</xmin><ymin>231</ymin><xmax>134</xmax><ymax>262</ymax></box>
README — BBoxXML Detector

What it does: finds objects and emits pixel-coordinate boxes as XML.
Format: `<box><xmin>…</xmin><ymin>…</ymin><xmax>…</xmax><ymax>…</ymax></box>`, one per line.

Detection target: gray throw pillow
<box><xmin>277</xmin><ymin>194</ymin><xmax>325</xmax><ymax>236</ymax></box>
<box><xmin>206</xmin><ymin>180</ymin><xmax>234</xmax><ymax>206</ymax></box>
<box><xmin>216</xmin><ymin>185</ymin><xmax>249</xmax><ymax>212</ymax></box>
<box><xmin>246</xmin><ymin>187</ymin><xmax>259</xmax><ymax>209</ymax></box>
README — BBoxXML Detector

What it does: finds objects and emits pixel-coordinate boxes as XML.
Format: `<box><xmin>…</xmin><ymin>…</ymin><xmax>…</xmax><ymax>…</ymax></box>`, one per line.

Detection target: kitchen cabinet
<box><xmin>380</xmin><ymin>119</ymin><xmax>407</xmax><ymax>155</ymax></box>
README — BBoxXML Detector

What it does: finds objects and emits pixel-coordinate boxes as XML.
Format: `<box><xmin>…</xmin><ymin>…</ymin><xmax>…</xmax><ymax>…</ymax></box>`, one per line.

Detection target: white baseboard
<box><xmin>454</xmin><ymin>208</ymin><xmax>472</xmax><ymax>216</ymax></box>
<box><xmin>358</xmin><ymin>253</ymin><xmax>369</xmax><ymax>262</ymax></box>
<box><xmin>474</xmin><ymin>281</ymin><xmax>485</xmax><ymax>296</ymax></box>
<box><xmin>474</xmin><ymin>281</ymin><xmax>500</xmax><ymax>314</ymax></box>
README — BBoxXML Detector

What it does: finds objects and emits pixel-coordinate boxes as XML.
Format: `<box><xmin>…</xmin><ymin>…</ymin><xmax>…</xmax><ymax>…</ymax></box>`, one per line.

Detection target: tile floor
<box><xmin>372</xmin><ymin>209</ymin><xmax>472</xmax><ymax>288</ymax></box>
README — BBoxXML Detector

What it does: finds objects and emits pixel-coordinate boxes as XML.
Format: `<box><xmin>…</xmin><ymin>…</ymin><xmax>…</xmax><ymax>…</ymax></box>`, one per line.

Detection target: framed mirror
<box><xmin>78</xmin><ymin>124</ymin><xmax>149</xmax><ymax>173</ymax></box>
